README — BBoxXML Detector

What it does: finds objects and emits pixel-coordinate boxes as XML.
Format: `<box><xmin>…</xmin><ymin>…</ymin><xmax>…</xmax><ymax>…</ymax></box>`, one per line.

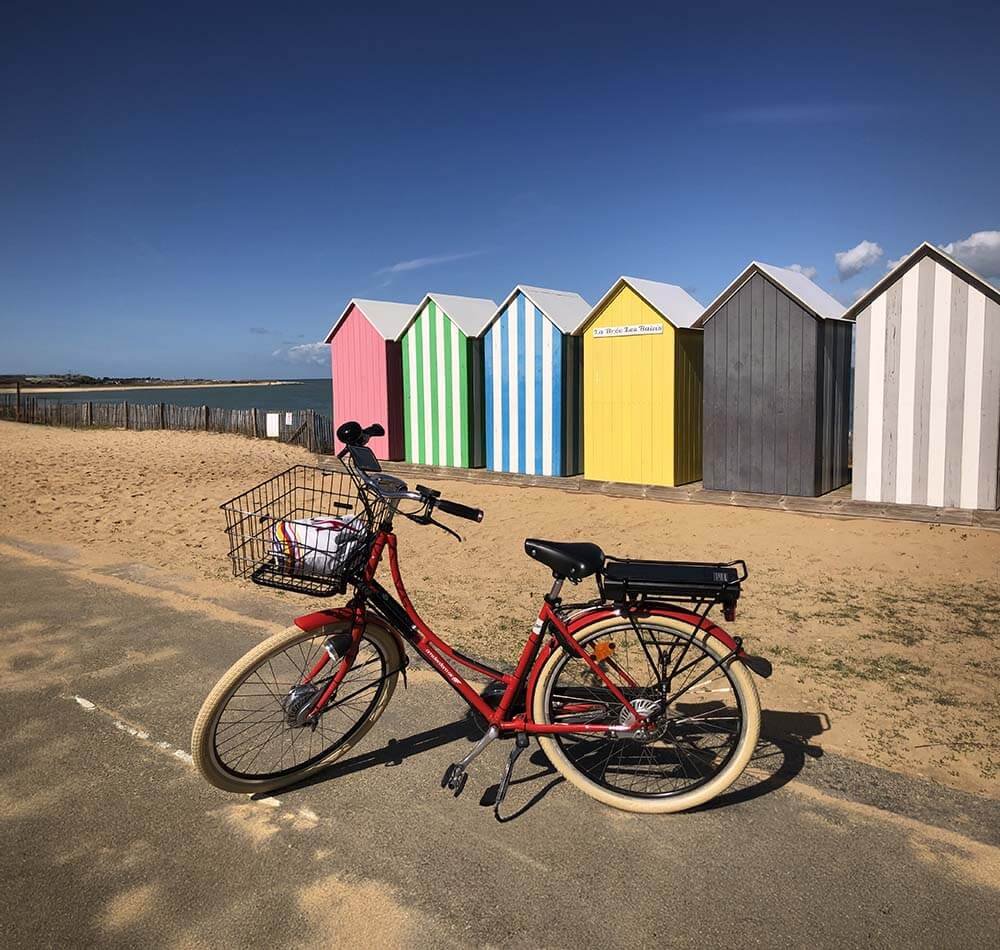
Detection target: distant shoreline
<box><xmin>0</xmin><ymin>380</ymin><xmax>302</xmax><ymax>395</ymax></box>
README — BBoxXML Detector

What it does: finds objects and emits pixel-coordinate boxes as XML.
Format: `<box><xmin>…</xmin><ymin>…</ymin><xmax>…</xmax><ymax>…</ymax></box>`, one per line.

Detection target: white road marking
<box><xmin>113</xmin><ymin>719</ymin><xmax>150</xmax><ymax>740</ymax></box>
<box><xmin>66</xmin><ymin>694</ymin><xmax>200</xmax><ymax>772</ymax></box>
<box><xmin>65</xmin><ymin>695</ymin><xmax>291</xmax><ymax>812</ymax></box>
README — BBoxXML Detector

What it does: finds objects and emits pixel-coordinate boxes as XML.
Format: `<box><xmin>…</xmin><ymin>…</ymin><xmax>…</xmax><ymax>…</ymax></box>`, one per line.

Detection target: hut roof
<box><xmin>396</xmin><ymin>293</ymin><xmax>497</xmax><ymax>341</ymax></box>
<box><xmin>324</xmin><ymin>299</ymin><xmax>415</xmax><ymax>343</ymax></box>
<box><xmin>485</xmin><ymin>285</ymin><xmax>592</xmax><ymax>336</ymax></box>
<box><xmin>843</xmin><ymin>241</ymin><xmax>1000</xmax><ymax>318</ymax></box>
<box><xmin>694</xmin><ymin>262</ymin><xmax>846</xmax><ymax>327</ymax></box>
<box><xmin>583</xmin><ymin>277</ymin><xmax>704</xmax><ymax>331</ymax></box>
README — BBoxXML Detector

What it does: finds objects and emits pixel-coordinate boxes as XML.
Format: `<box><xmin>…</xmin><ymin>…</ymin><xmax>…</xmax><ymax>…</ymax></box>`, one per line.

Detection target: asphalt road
<box><xmin>1</xmin><ymin>542</ymin><xmax>998</xmax><ymax>948</ymax></box>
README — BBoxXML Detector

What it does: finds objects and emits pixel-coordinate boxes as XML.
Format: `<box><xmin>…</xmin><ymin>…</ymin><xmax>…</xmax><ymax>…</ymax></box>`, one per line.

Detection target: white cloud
<box><xmin>835</xmin><ymin>240</ymin><xmax>884</xmax><ymax>280</ymax></box>
<box><xmin>785</xmin><ymin>263</ymin><xmax>817</xmax><ymax>279</ymax></box>
<box><xmin>886</xmin><ymin>255</ymin><xmax>907</xmax><ymax>271</ymax></box>
<box><xmin>834</xmin><ymin>285</ymin><xmax>870</xmax><ymax>307</ymax></box>
<box><xmin>376</xmin><ymin>250</ymin><xmax>483</xmax><ymax>275</ymax></box>
<box><xmin>939</xmin><ymin>230</ymin><xmax>1000</xmax><ymax>278</ymax></box>
<box><xmin>273</xmin><ymin>342</ymin><xmax>328</xmax><ymax>366</ymax></box>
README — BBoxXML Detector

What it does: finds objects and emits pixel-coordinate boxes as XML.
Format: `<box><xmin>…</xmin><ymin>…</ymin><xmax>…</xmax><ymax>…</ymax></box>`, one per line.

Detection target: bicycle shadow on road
<box><xmin>265</xmin><ymin>712</ymin><xmax>485</xmax><ymax>797</ymax></box>
<box><xmin>266</xmin><ymin>707</ymin><xmax>830</xmax><ymax>820</ymax></box>
<box><xmin>694</xmin><ymin>708</ymin><xmax>830</xmax><ymax>812</ymax></box>
<box><xmin>484</xmin><ymin>708</ymin><xmax>832</xmax><ymax>821</ymax></box>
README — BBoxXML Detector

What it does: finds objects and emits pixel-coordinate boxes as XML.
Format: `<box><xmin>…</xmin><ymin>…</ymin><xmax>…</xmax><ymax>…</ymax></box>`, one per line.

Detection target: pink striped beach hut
<box><xmin>324</xmin><ymin>298</ymin><xmax>414</xmax><ymax>459</ymax></box>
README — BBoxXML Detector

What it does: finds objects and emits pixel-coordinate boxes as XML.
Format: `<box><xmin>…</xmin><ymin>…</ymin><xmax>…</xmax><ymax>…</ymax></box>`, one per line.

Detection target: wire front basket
<box><xmin>221</xmin><ymin>464</ymin><xmax>391</xmax><ymax>596</ymax></box>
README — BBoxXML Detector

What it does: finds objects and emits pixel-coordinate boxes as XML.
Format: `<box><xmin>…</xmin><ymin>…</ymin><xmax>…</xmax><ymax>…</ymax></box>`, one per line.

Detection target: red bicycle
<box><xmin>193</xmin><ymin>421</ymin><xmax>772</xmax><ymax>815</ymax></box>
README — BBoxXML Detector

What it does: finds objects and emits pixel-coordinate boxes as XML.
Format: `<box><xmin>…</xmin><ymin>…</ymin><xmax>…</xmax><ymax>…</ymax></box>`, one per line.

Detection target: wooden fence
<box><xmin>0</xmin><ymin>393</ymin><xmax>334</xmax><ymax>454</ymax></box>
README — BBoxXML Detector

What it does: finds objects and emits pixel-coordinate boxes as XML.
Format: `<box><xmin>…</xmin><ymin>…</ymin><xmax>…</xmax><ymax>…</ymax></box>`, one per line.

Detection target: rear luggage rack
<box><xmin>599</xmin><ymin>557</ymin><xmax>747</xmax><ymax>619</ymax></box>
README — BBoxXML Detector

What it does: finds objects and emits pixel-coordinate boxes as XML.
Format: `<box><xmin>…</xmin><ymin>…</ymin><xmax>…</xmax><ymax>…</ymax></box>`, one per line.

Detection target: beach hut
<box><xmin>324</xmin><ymin>298</ymin><xmax>414</xmax><ymax>460</ymax></box>
<box><xmin>398</xmin><ymin>293</ymin><xmax>496</xmax><ymax>468</ymax></box>
<box><xmin>482</xmin><ymin>285</ymin><xmax>590</xmax><ymax>476</ymax></box>
<box><xmin>695</xmin><ymin>263</ymin><xmax>853</xmax><ymax>497</ymax></box>
<box><xmin>581</xmin><ymin>277</ymin><xmax>704</xmax><ymax>487</ymax></box>
<box><xmin>847</xmin><ymin>242</ymin><xmax>1000</xmax><ymax>510</ymax></box>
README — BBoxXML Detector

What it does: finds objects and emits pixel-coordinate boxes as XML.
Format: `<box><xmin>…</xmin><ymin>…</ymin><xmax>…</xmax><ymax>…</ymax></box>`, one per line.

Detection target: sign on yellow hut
<box><xmin>581</xmin><ymin>277</ymin><xmax>704</xmax><ymax>487</ymax></box>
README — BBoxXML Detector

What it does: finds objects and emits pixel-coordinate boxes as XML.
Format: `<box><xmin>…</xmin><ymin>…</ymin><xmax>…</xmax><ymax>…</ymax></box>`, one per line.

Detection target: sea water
<box><xmin>33</xmin><ymin>378</ymin><xmax>332</xmax><ymax>419</ymax></box>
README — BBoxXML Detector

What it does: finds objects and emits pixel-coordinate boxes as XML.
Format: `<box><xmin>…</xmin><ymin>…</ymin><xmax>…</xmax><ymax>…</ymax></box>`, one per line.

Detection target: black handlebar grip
<box><xmin>436</xmin><ymin>498</ymin><xmax>484</xmax><ymax>523</ymax></box>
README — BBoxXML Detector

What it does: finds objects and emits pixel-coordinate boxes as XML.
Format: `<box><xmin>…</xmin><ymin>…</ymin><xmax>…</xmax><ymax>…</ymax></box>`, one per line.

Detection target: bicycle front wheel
<box><xmin>192</xmin><ymin>621</ymin><xmax>401</xmax><ymax>794</ymax></box>
<box><xmin>532</xmin><ymin>615</ymin><xmax>760</xmax><ymax>813</ymax></box>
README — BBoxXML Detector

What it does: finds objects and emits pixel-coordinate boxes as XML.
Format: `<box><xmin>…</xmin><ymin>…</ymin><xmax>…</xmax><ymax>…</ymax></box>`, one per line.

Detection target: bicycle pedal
<box><xmin>440</xmin><ymin>763</ymin><xmax>468</xmax><ymax>797</ymax></box>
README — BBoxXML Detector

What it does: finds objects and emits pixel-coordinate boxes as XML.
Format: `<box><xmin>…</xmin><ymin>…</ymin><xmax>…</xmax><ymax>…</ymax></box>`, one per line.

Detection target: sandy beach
<box><xmin>0</xmin><ymin>380</ymin><xmax>299</xmax><ymax>394</ymax></box>
<box><xmin>0</xmin><ymin>419</ymin><xmax>997</xmax><ymax>797</ymax></box>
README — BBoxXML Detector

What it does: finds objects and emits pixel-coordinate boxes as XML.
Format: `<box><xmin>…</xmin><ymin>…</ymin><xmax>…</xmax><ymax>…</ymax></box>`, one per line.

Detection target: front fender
<box><xmin>293</xmin><ymin>607</ymin><xmax>355</xmax><ymax>631</ymax></box>
<box><xmin>293</xmin><ymin>608</ymin><xmax>409</xmax><ymax>660</ymax></box>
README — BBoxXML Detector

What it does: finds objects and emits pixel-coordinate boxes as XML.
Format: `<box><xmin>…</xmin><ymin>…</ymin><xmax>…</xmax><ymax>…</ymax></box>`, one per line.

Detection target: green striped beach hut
<box><xmin>397</xmin><ymin>293</ymin><xmax>496</xmax><ymax>467</ymax></box>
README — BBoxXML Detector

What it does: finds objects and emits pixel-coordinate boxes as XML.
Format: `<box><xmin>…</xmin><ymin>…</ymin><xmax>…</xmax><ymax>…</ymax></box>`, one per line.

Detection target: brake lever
<box><xmin>428</xmin><ymin>516</ymin><xmax>462</xmax><ymax>542</ymax></box>
<box><xmin>398</xmin><ymin>506</ymin><xmax>462</xmax><ymax>542</ymax></box>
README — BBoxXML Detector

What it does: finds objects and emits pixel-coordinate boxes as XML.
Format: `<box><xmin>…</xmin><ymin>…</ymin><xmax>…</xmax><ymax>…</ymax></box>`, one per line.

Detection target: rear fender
<box><xmin>293</xmin><ymin>608</ymin><xmax>409</xmax><ymax>661</ymax></box>
<box><xmin>524</xmin><ymin>603</ymin><xmax>745</xmax><ymax>716</ymax></box>
<box><xmin>566</xmin><ymin>604</ymin><xmax>742</xmax><ymax>651</ymax></box>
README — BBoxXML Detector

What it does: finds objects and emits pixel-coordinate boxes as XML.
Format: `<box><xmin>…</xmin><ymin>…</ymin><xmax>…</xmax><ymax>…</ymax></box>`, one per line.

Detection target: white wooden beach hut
<box><xmin>848</xmin><ymin>242</ymin><xmax>1000</xmax><ymax>510</ymax></box>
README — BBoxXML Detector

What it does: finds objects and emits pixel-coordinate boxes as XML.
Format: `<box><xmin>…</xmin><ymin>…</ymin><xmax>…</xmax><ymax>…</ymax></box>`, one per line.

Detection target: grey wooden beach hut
<box><xmin>848</xmin><ymin>242</ymin><xmax>1000</xmax><ymax>511</ymax></box>
<box><xmin>695</xmin><ymin>262</ymin><xmax>853</xmax><ymax>496</ymax></box>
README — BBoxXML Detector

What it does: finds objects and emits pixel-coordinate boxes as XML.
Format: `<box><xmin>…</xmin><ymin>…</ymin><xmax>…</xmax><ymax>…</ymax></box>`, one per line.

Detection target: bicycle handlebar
<box><xmin>338</xmin><ymin>443</ymin><xmax>484</xmax><ymax>527</ymax></box>
<box><xmin>435</xmin><ymin>497</ymin><xmax>484</xmax><ymax>523</ymax></box>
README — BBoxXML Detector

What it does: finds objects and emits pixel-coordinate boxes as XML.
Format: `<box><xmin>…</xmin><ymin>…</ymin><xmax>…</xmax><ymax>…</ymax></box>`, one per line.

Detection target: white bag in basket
<box><xmin>271</xmin><ymin>514</ymin><xmax>368</xmax><ymax>577</ymax></box>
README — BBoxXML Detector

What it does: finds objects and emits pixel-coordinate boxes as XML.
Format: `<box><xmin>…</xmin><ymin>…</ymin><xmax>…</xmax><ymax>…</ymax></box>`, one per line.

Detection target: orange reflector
<box><xmin>593</xmin><ymin>641</ymin><xmax>615</xmax><ymax>662</ymax></box>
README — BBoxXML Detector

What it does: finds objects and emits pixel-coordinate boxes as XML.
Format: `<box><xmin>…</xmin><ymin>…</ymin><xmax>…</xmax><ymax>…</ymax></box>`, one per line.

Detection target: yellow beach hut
<box><xmin>581</xmin><ymin>276</ymin><xmax>704</xmax><ymax>487</ymax></box>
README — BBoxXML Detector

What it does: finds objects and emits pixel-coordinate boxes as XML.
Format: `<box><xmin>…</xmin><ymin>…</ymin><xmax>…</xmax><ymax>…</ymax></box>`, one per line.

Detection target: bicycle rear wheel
<box><xmin>532</xmin><ymin>615</ymin><xmax>760</xmax><ymax>813</ymax></box>
<box><xmin>192</xmin><ymin>621</ymin><xmax>401</xmax><ymax>794</ymax></box>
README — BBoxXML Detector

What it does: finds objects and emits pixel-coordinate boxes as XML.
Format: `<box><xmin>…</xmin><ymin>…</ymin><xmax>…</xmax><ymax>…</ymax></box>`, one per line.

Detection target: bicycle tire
<box><xmin>532</xmin><ymin>614</ymin><xmax>760</xmax><ymax>814</ymax></box>
<box><xmin>192</xmin><ymin>621</ymin><xmax>401</xmax><ymax>794</ymax></box>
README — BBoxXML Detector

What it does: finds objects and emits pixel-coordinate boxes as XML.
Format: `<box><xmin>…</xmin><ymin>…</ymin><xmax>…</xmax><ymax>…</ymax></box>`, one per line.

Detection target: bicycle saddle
<box><xmin>524</xmin><ymin>539</ymin><xmax>605</xmax><ymax>582</ymax></box>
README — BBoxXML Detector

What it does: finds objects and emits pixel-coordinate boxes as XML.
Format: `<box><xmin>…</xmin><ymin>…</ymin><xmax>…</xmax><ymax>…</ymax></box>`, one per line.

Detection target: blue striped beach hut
<box><xmin>481</xmin><ymin>285</ymin><xmax>590</xmax><ymax>476</ymax></box>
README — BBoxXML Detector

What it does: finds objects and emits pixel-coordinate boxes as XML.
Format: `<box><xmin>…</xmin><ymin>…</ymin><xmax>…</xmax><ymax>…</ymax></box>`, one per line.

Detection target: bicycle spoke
<box><xmin>211</xmin><ymin>630</ymin><xmax>390</xmax><ymax>780</ymax></box>
<box><xmin>546</xmin><ymin>623</ymin><xmax>745</xmax><ymax>799</ymax></box>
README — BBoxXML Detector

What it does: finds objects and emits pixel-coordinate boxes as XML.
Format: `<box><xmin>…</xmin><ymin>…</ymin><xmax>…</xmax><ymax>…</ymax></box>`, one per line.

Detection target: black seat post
<box><xmin>547</xmin><ymin>576</ymin><xmax>564</xmax><ymax>603</ymax></box>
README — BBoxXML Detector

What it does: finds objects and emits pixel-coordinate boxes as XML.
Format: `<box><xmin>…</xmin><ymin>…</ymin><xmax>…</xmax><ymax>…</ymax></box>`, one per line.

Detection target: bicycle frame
<box><xmin>291</xmin><ymin>525</ymin><xmax>746</xmax><ymax>736</ymax></box>
<box><xmin>293</xmin><ymin>527</ymin><xmax>643</xmax><ymax>733</ymax></box>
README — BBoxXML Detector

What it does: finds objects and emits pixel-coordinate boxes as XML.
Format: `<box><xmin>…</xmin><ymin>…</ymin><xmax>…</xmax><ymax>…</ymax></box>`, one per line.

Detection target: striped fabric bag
<box><xmin>270</xmin><ymin>514</ymin><xmax>369</xmax><ymax>578</ymax></box>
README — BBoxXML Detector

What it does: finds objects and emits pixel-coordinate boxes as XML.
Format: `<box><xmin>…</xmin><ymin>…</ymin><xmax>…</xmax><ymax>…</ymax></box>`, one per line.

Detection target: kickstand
<box><xmin>493</xmin><ymin>733</ymin><xmax>530</xmax><ymax>822</ymax></box>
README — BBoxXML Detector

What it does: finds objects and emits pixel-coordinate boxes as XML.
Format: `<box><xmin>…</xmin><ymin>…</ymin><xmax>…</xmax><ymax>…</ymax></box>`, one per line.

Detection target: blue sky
<box><xmin>2</xmin><ymin>1</ymin><xmax>998</xmax><ymax>379</ymax></box>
